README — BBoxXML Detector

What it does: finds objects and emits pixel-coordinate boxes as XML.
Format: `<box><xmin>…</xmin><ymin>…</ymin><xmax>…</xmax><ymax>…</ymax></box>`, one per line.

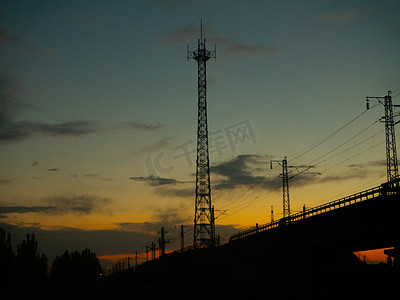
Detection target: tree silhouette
<box><xmin>0</xmin><ymin>228</ymin><xmax>15</xmax><ymax>284</ymax></box>
<box><xmin>51</xmin><ymin>248</ymin><xmax>102</xmax><ymax>284</ymax></box>
<box><xmin>15</xmin><ymin>233</ymin><xmax>47</xmax><ymax>284</ymax></box>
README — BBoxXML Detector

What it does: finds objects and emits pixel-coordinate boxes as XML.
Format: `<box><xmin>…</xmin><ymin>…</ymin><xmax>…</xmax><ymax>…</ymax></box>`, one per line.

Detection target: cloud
<box><xmin>117</xmin><ymin>205</ymin><xmax>191</xmax><ymax>235</ymax></box>
<box><xmin>318</xmin><ymin>9</ymin><xmax>361</xmax><ymax>22</ymax></box>
<box><xmin>154</xmin><ymin>186</ymin><xmax>193</xmax><ymax>198</ymax></box>
<box><xmin>47</xmin><ymin>168</ymin><xmax>59</xmax><ymax>172</ymax></box>
<box><xmin>44</xmin><ymin>195</ymin><xmax>111</xmax><ymax>214</ymax></box>
<box><xmin>348</xmin><ymin>160</ymin><xmax>386</xmax><ymax>169</ymax></box>
<box><xmin>0</xmin><ymin>195</ymin><xmax>111</xmax><ymax>216</ymax></box>
<box><xmin>227</xmin><ymin>44</ymin><xmax>279</xmax><ymax>56</ymax></box>
<box><xmin>0</xmin><ymin>206</ymin><xmax>57</xmax><ymax>214</ymax></box>
<box><xmin>0</xmin><ymin>179</ymin><xmax>12</xmax><ymax>185</ymax></box>
<box><xmin>210</xmin><ymin>154</ymin><xmax>276</xmax><ymax>190</ymax></box>
<box><xmin>0</xmin><ymin>71</ymin><xmax>165</xmax><ymax>144</ymax></box>
<box><xmin>166</xmin><ymin>24</ymin><xmax>214</xmax><ymax>44</ymax></box>
<box><xmin>129</xmin><ymin>175</ymin><xmax>185</xmax><ymax>187</ymax></box>
<box><xmin>116</xmin><ymin>122</ymin><xmax>165</xmax><ymax>132</ymax></box>
<box><xmin>0</xmin><ymin>119</ymin><xmax>166</xmax><ymax>144</ymax></box>
<box><xmin>31</xmin><ymin>161</ymin><xmax>39</xmax><ymax>167</ymax></box>
<box><xmin>0</xmin><ymin>120</ymin><xmax>99</xmax><ymax>142</ymax></box>
<box><xmin>126</xmin><ymin>136</ymin><xmax>173</xmax><ymax>157</ymax></box>
<box><xmin>167</xmin><ymin>24</ymin><xmax>278</xmax><ymax>58</ymax></box>
<box><xmin>84</xmin><ymin>173</ymin><xmax>113</xmax><ymax>181</ymax></box>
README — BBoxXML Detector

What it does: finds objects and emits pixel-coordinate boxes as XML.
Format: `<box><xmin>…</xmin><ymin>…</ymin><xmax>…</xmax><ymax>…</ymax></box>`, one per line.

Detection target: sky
<box><xmin>0</xmin><ymin>0</ymin><xmax>399</xmax><ymax>265</ymax></box>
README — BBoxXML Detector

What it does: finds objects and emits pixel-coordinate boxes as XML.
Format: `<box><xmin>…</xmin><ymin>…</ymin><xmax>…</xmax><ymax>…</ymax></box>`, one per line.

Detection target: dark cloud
<box><xmin>210</xmin><ymin>154</ymin><xmax>275</xmax><ymax>190</ymax></box>
<box><xmin>129</xmin><ymin>175</ymin><xmax>185</xmax><ymax>187</ymax></box>
<box><xmin>118</xmin><ymin>205</ymin><xmax>191</xmax><ymax>235</ymax></box>
<box><xmin>0</xmin><ymin>119</ymin><xmax>165</xmax><ymax>143</ymax></box>
<box><xmin>0</xmin><ymin>71</ymin><xmax>164</xmax><ymax>144</ymax></box>
<box><xmin>0</xmin><ymin>206</ymin><xmax>57</xmax><ymax>214</ymax></box>
<box><xmin>318</xmin><ymin>9</ymin><xmax>361</xmax><ymax>22</ymax></box>
<box><xmin>154</xmin><ymin>186</ymin><xmax>193</xmax><ymax>198</ymax></box>
<box><xmin>0</xmin><ymin>120</ymin><xmax>99</xmax><ymax>142</ymax></box>
<box><xmin>116</xmin><ymin>122</ymin><xmax>165</xmax><ymax>132</ymax></box>
<box><xmin>44</xmin><ymin>195</ymin><xmax>111</xmax><ymax>214</ymax></box>
<box><xmin>47</xmin><ymin>168</ymin><xmax>59</xmax><ymax>172</ymax></box>
<box><xmin>0</xmin><ymin>195</ymin><xmax>111</xmax><ymax>216</ymax></box>
<box><xmin>228</xmin><ymin>44</ymin><xmax>279</xmax><ymax>56</ymax></box>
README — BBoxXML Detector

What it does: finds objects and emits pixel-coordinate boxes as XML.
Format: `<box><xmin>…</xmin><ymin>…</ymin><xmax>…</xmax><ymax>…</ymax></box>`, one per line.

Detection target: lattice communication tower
<box><xmin>187</xmin><ymin>22</ymin><xmax>216</xmax><ymax>248</ymax></box>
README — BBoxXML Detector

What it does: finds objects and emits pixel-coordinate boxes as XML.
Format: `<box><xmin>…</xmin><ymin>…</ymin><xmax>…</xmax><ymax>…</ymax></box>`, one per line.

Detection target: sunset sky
<box><xmin>1</xmin><ymin>0</ymin><xmax>399</xmax><ymax>264</ymax></box>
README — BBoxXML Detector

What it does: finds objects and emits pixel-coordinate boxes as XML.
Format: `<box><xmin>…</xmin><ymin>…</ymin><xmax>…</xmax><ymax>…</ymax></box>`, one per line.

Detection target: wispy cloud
<box><xmin>318</xmin><ymin>9</ymin><xmax>361</xmax><ymax>22</ymax></box>
<box><xmin>0</xmin><ymin>195</ymin><xmax>111</xmax><ymax>216</ymax></box>
<box><xmin>0</xmin><ymin>120</ymin><xmax>99</xmax><ymax>142</ymax></box>
<box><xmin>126</xmin><ymin>136</ymin><xmax>173</xmax><ymax>157</ymax></box>
<box><xmin>84</xmin><ymin>173</ymin><xmax>113</xmax><ymax>181</ymax></box>
<box><xmin>168</xmin><ymin>23</ymin><xmax>278</xmax><ymax>57</ymax></box>
<box><xmin>47</xmin><ymin>168</ymin><xmax>59</xmax><ymax>172</ymax></box>
<box><xmin>129</xmin><ymin>175</ymin><xmax>185</xmax><ymax>187</ymax></box>
<box><xmin>0</xmin><ymin>179</ymin><xmax>12</xmax><ymax>185</ymax></box>
<box><xmin>228</xmin><ymin>44</ymin><xmax>279</xmax><ymax>56</ymax></box>
<box><xmin>117</xmin><ymin>205</ymin><xmax>190</xmax><ymax>234</ymax></box>
<box><xmin>115</xmin><ymin>122</ymin><xmax>165</xmax><ymax>132</ymax></box>
<box><xmin>0</xmin><ymin>71</ymin><xmax>165</xmax><ymax>144</ymax></box>
<box><xmin>166</xmin><ymin>24</ymin><xmax>212</xmax><ymax>44</ymax></box>
<box><xmin>154</xmin><ymin>186</ymin><xmax>193</xmax><ymax>198</ymax></box>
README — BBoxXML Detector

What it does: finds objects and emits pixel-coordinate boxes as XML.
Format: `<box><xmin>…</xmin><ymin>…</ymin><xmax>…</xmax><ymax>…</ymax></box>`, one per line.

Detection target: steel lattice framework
<box><xmin>188</xmin><ymin>27</ymin><xmax>216</xmax><ymax>248</ymax></box>
<box><xmin>367</xmin><ymin>91</ymin><xmax>399</xmax><ymax>187</ymax></box>
<box><xmin>282</xmin><ymin>158</ymin><xmax>290</xmax><ymax>218</ymax></box>
<box><xmin>384</xmin><ymin>92</ymin><xmax>399</xmax><ymax>183</ymax></box>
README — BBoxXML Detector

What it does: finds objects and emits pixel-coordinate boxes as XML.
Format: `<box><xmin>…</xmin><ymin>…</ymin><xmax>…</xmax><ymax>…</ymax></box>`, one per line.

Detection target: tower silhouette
<box><xmin>187</xmin><ymin>21</ymin><xmax>216</xmax><ymax>248</ymax></box>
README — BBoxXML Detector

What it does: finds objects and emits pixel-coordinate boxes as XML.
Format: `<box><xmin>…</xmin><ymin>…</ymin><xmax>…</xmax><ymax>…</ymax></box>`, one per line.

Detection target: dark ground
<box><xmin>3</xmin><ymin>251</ymin><xmax>400</xmax><ymax>300</ymax></box>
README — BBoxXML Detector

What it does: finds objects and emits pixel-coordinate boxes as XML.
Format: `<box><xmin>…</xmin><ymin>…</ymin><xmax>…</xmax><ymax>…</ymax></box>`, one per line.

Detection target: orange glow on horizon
<box><xmin>354</xmin><ymin>248</ymin><xmax>390</xmax><ymax>263</ymax></box>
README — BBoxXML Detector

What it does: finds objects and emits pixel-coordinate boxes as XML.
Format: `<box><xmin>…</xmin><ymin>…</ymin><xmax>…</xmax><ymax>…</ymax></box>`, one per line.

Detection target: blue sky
<box><xmin>0</xmin><ymin>0</ymin><xmax>399</xmax><ymax>263</ymax></box>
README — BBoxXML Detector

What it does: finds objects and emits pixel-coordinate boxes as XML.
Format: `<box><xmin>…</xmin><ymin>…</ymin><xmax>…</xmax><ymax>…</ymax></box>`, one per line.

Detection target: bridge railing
<box><xmin>229</xmin><ymin>178</ymin><xmax>400</xmax><ymax>242</ymax></box>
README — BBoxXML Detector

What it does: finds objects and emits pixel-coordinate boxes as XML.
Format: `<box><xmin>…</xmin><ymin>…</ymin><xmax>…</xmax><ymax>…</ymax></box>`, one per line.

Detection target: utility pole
<box><xmin>158</xmin><ymin>227</ymin><xmax>170</xmax><ymax>257</ymax></box>
<box><xmin>367</xmin><ymin>91</ymin><xmax>399</xmax><ymax>186</ymax></box>
<box><xmin>150</xmin><ymin>241</ymin><xmax>155</xmax><ymax>260</ymax></box>
<box><xmin>188</xmin><ymin>20</ymin><xmax>216</xmax><ymax>248</ymax></box>
<box><xmin>135</xmin><ymin>251</ymin><xmax>138</xmax><ymax>267</ymax></box>
<box><xmin>271</xmin><ymin>157</ymin><xmax>318</xmax><ymax>219</ymax></box>
<box><xmin>146</xmin><ymin>245</ymin><xmax>148</xmax><ymax>262</ymax></box>
<box><xmin>271</xmin><ymin>205</ymin><xmax>274</xmax><ymax>222</ymax></box>
<box><xmin>180</xmin><ymin>225</ymin><xmax>185</xmax><ymax>253</ymax></box>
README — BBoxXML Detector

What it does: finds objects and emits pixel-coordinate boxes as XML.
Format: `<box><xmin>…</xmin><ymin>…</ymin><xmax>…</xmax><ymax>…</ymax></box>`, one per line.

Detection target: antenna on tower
<box><xmin>200</xmin><ymin>19</ymin><xmax>203</xmax><ymax>41</ymax></box>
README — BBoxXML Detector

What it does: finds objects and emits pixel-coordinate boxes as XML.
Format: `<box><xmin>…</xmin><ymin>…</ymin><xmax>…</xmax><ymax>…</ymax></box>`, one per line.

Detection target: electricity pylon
<box><xmin>271</xmin><ymin>157</ymin><xmax>318</xmax><ymax>218</ymax></box>
<box><xmin>367</xmin><ymin>91</ymin><xmax>399</xmax><ymax>186</ymax></box>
